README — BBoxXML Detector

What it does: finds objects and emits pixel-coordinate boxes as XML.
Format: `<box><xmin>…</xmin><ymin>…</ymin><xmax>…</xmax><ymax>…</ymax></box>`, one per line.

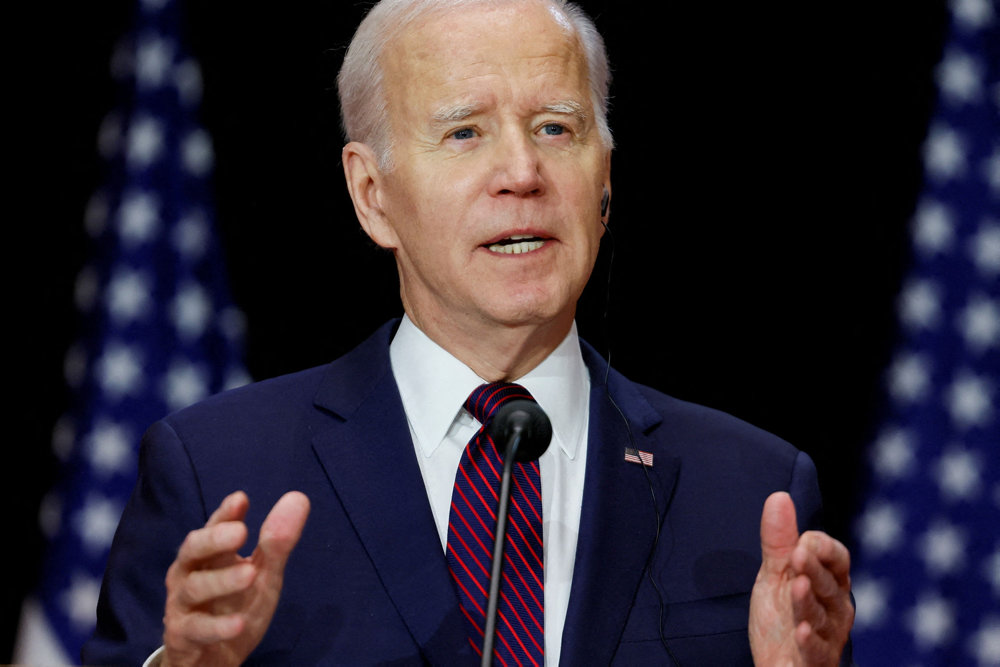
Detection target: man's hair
<box><xmin>337</xmin><ymin>0</ymin><xmax>613</xmax><ymax>171</ymax></box>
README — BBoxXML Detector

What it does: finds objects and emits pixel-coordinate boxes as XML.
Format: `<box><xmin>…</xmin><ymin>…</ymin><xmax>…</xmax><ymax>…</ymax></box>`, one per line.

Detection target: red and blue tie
<box><xmin>447</xmin><ymin>382</ymin><xmax>544</xmax><ymax>666</ymax></box>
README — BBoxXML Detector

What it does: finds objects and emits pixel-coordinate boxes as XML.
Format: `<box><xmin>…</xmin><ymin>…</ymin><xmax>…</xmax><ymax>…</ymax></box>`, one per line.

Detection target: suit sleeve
<box><xmin>81</xmin><ymin>420</ymin><xmax>208</xmax><ymax>666</ymax></box>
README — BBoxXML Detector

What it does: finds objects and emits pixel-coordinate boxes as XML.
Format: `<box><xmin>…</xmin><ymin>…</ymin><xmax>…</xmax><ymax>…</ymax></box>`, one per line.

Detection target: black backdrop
<box><xmin>10</xmin><ymin>1</ymin><xmax>947</xmax><ymax>659</ymax></box>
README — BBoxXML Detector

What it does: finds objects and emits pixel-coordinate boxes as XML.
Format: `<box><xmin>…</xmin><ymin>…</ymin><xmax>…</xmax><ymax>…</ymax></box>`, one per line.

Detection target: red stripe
<box><xmin>448</xmin><ymin>517</ymin><xmax>490</xmax><ymax>579</ymax></box>
<box><xmin>497</xmin><ymin>609</ymin><xmax>540</xmax><ymax>667</ymax></box>
<box><xmin>452</xmin><ymin>501</ymin><xmax>495</xmax><ymax>562</ymax></box>
<box><xmin>460</xmin><ymin>460</ymin><xmax>498</xmax><ymax>520</ymax></box>
<box><xmin>450</xmin><ymin>548</ymin><xmax>489</xmax><ymax>606</ymax></box>
<box><xmin>501</xmin><ymin>568</ymin><xmax>544</xmax><ymax>634</ymax></box>
<box><xmin>500</xmin><ymin>589</ymin><xmax>544</xmax><ymax>653</ymax></box>
<box><xmin>454</xmin><ymin>483</ymin><xmax>495</xmax><ymax>539</ymax></box>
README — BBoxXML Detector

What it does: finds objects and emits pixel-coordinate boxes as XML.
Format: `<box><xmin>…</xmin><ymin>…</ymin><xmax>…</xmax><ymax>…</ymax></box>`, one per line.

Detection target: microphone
<box><xmin>481</xmin><ymin>400</ymin><xmax>552</xmax><ymax>666</ymax></box>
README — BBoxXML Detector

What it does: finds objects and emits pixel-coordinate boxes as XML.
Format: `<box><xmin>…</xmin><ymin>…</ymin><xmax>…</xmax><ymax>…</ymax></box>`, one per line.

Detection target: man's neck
<box><xmin>403</xmin><ymin>309</ymin><xmax>574</xmax><ymax>382</ymax></box>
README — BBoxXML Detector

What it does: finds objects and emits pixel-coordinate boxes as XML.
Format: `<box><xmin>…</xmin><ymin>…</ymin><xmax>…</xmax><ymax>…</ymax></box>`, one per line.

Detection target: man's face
<box><xmin>370</xmin><ymin>1</ymin><xmax>610</xmax><ymax>340</ymax></box>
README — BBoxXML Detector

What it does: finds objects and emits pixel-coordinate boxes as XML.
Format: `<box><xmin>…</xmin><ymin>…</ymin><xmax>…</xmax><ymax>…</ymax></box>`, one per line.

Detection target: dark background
<box><xmin>10</xmin><ymin>1</ymin><xmax>948</xmax><ymax>660</ymax></box>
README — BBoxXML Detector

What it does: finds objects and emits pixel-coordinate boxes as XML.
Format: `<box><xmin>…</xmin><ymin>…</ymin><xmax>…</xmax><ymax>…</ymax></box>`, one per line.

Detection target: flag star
<box><xmin>171</xmin><ymin>283</ymin><xmax>212</xmax><ymax>340</ymax></box>
<box><xmin>86</xmin><ymin>419</ymin><xmax>134</xmax><ymax>477</ymax></box>
<box><xmin>907</xmin><ymin>593</ymin><xmax>956</xmax><ymax>649</ymax></box>
<box><xmin>934</xmin><ymin>446</ymin><xmax>983</xmax><ymax>502</ymax></box>
<box><xmin>856</xmin><ymin>502</ymin><xmax>905</xmax><ymax>554</ymax></box>
<box><xmin>97</xmin><ymin>111</ymin><xmax>123</xmax><ymax>160</ymax></box>
<box><xmin>63</xmin><ymin>342</ymin><xmax>87</xmax><ymax>389</ymax></box>
<box><xmin>218</xmin><ymin>306</ymin><xmax>247</xmax><ymax>342</ymax></box>
<box><xmin>945</xmin><ymin>370</ymin><xmax>994</xmax><ymax>430</ymax></box>
<box><xmin>162</xmin><ymin>360</ymin><xmax>209</xmax><ymax>410</ymax></box>
<box><xmin>60</xmin><ymin>573</ymin><xmax>101</xmax><ymax>631</ymax></box>
<box><xmin>985</xmin><ymin>547</ymin><xmax>1000</xmax><ymax>597</ymax></box>
<box><xmin>126</xmin><ymin>115</ymin><xmax>165</xmax><ymax>168</ymax></box>
<box><xmin>135</xmin><ymin>34</ymin><xmax>174</xmax><ymax>88</ymax></box>
<box><xmin>852</xmin><ymin>577</ymin><xmax>890</xmax><ymax>628</ymax></box>
<box><xmin>924</xmin><ymin>124</ymin><xmax>968</xmax><ymax>182</ymax></box>
<box><xmin>936</xmin><ymin>50</ymin><xmax>984</xmax><ymax>105</ymax></box>
<box><xmin>172</xmin><ymin>210</ymin><xmax>209</xmax><ymax>259</ymax></box>
<box><xmin>95</xmin><ymin>342</ymin><xmax>144</xmax><ymax>399</ymax></box>
<box><xmin>173</xmin><ymin>59</ymin><xmax>203</xmax><ymax>107</ymax></box>
<box><xmin>968</xmin><ymin>617</ymin><xmax>1000</xmax><ymax>665</ymax></box>
<box><xmin>888</xmin><ymin>352</ymin><xmax>933</xmax><ymax>404</ymax></box>
<box><xmin>38</xmin><ymin>491</ymin><xmax>62</xmax><ymax>540</ymax></box>
<box><xmin>912</xmin><ymin>199</ymin><xmax>956</xmax><ymax>255</ymax></box>
<box><xmin>919</xmin><ymin>521</ymin><xmax>967</xmax><ymax>575</ymax></box>
<box><xmin>105</xmin><ymin>268</ymin><xmax>152</xmax><ymax>324</ymax></box>
<box><xmin>182</xmin><ymin>129</ymin><xmax>214</xmax><ymax>176</ymax></box>
<box><xmin>958</xmin><ymin>293</ymin><xmax>1000</xmax><ymax>352</ymax></box>
<box><xmin>899</xmin><ymin>279</ymin><xmax>944</xmax><ymax>331</ymax></box>
<box><xmin>73</xmin><ymin>494</ymin><xmax>123</xmax><ymax>553</ymax></box>
<box><xmin>74</xmin><ymin>265</ymin><xmax>99</xmax><ymax>313</ymax></box>
<box><xmin>969</xmin><ymin>220</ymin><xmax>1000</xmax><ymax>277</ymax></box>
<box><xmin>84</xmin><ymin>191</ymin><xmax>110</xmax><ymax>238</ymax></box>
<box><xmin>871</xmin><ymin>427</ymin><xmax>918</xmax><ymax>479</ymax></box>
<box><xmin>951</xmin><ymin>0</ymin><xmax>995</xmax><ymax>31</ymax></box>
<box><xmin>51</xmin><ymin>414</ymin><xmax>76</xmax><ymax>462</ymax></box>
<box><xmin>117</xmin><ymin>191</ymin><xmax>161</xmax><ymax>246</ymax></box>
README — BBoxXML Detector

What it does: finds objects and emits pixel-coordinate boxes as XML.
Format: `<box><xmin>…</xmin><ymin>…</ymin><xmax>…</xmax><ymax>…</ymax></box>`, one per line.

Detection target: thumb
<box><xmin>760</xmin><ymin>491</ymin><xmax>799</xmax><ymax>569</ymax></box>
<box><xmin>255</xmin><ymin>491</ymin><xmax>311</xmax><ymax>570</ymax></box>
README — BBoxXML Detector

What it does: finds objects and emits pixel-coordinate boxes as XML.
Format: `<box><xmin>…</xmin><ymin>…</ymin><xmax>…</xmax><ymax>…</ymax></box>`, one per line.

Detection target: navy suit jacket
<box><xmin>84</xmin><ymin>321</ymin><xmax>829</xmax><ymax>665</ymax></box>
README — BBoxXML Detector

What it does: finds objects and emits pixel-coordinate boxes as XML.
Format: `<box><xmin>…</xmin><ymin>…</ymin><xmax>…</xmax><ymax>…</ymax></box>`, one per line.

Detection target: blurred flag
<box><xmin>14</xmin><ymin>0</ymin><xmax>249</xmax><ymax>662</ymax></box>
<box><xmin>850</xmin><ymin>0</ymin><xmax>999</xmax><ymax>665</ymax></box>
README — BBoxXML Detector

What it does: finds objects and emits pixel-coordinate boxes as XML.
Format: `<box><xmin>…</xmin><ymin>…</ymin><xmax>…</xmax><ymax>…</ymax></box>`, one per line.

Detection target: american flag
<box><xmin>850</xmin><ymin>0</ymin><xmax>999</xmax><ymax>664</ymax></box>
<box><xmin>15</xmin><ymin>0</ymin><xmax>248</xmax><ymax>662</ymax></box>
<box><xmin>624</xmin><ymin>447</ymin><xmax>654</xmax><ymax>467</ymax></box>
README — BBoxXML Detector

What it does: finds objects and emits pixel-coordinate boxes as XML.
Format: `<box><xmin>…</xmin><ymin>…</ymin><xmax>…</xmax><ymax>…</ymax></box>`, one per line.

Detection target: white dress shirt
<box><xmin>390</xmin><ymin>315</ymin><xmax>590</xmax><ymax>666</ymax></box>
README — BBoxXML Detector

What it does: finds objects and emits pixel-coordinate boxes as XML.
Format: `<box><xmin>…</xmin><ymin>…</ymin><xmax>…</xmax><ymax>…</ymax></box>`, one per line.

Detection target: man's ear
<box><xmin>342</xmin><ymin>141</ymin><xmax>399</xmax><ymax>249</ymax></box>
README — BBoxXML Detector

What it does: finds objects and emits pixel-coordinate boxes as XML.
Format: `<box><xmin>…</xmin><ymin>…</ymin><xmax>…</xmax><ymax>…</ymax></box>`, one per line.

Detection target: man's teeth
<box><xmin>487</xmin><ymin>234</ymin><xmax>545</xmax><ymax>254</ymax></box>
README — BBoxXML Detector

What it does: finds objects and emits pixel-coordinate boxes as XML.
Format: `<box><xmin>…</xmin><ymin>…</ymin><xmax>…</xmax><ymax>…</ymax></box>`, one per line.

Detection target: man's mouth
<box><xmin>485</xmin><ymin>234</ymin><xmax>546</xmax><ymax>254</ymax></box>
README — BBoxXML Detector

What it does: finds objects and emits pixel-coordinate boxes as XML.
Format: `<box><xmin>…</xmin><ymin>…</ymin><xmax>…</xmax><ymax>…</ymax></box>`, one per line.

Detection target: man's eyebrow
<box><xmin>431</xmin><ymin>104</ymin><xmax>480</xmax><ymax>125</ymax></box>
<box><xmin>542</xmin><ymin>100</ymin><xmax>588</xmax><ymax>122</ymax></box>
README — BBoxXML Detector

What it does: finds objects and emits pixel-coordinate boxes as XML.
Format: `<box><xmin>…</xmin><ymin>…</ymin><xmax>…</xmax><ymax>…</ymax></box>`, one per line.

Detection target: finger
<box><xmin>206</xmin><ymin>490</ymin><xmax>250</xmax><ymax>527</ymax></box>
<box><xmin>254</xmin><ymin>491</ymin><xmax>311</xmax><ymax>570</ymax></box>
<box><xmin>759</xmin><ymin>491</ymin><xmax>799</xmax><ymax>570</ymax></box>
<box><xmin>791</xmin><ymin>573</ymin><xmax>826</xmax><ymax>631</ymax></box>
<box><xmin>173</xmin><ymin>562</ymin><xmax>257</xmax><ymax>608</ymax></box>
<box><xmin>165</xmin><ymin>609</ymin><xmax>246</xmax><ymax>646</ymax></box>
<box><xmin>175</xmin><ymin>521</ymin><xmax>249</xmax><ymax>569</ymax></box>
<box><xmin>795</xmin><ymin>531</ymin><xmax>852</xmax><ymax>586</ymax></box>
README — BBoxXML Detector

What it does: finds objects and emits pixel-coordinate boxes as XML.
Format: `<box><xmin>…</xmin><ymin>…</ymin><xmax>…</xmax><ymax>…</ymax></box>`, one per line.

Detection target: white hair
<box><xmin>337</xmin><ymin>0</ymin><xmax>613</xmax><ymax>170</ymax></box>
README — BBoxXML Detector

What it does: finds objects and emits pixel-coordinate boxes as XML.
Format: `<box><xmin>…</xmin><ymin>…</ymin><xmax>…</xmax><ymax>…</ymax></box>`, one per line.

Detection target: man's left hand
<box><xmin>749</xmin><ymin>491</ymin><xmax>854</xmax><ymax>666</ymax></box>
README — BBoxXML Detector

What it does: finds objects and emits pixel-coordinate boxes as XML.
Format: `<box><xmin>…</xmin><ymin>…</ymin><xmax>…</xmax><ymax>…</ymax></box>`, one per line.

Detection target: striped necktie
<box><xmin>447</xmin><ymin>382</ymin><xmax>544</xmax><ymax>666</ymax></box>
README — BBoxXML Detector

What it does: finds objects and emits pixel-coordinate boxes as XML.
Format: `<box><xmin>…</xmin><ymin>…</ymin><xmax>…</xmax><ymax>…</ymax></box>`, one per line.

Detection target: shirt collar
<box><xmin>389</xmin><ymin>315</ymin><xmax>589</xmax><ymax>461</ymax></box>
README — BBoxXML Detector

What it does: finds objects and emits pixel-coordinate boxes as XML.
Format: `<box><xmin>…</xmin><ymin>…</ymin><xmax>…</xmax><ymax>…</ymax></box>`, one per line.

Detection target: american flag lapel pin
<box><xmin>624</xmin><ymin>447</ymin><xmax>653</xmax><ymax>467</ymax></box>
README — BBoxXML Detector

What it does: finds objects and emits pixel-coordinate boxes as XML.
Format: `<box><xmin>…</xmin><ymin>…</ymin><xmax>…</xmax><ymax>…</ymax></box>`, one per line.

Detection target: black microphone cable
<box><xmin>598</xmin><ymin>216</ymin><xmax>681</xmax><ymax>666</ymax></box>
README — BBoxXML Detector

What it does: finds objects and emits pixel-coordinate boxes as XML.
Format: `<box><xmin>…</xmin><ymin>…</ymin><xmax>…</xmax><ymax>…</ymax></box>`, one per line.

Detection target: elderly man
<box><xmin>84</xmin><ymin>0</ymin><xmax>854</xmax><ymax>665</ymax></box>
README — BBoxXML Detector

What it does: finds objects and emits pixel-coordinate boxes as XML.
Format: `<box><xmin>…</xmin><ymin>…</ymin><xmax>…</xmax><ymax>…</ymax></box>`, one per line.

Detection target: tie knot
<box><xmin>464</xmin><ymin>382</ymin><xmax>534</xmax><ymax>425</ymax></box>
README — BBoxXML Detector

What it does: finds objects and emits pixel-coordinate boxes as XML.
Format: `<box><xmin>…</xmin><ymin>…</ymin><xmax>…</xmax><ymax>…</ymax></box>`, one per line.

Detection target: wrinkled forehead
<box><xmin>380</xmin><ymin>1</ymin><xmax>588</xmax><ymax>98</ymax></box>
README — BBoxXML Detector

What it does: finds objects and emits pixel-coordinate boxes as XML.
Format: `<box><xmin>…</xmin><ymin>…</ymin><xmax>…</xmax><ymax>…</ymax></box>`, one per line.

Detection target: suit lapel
<box><xmin>559</xmin><ymin>346</ymin><xmax>680</xmax><ymax>666</ymax></box>
<box><xmin>309</xmin><ymin>322</ymin><xmax>472</xmax><ymax>663</ymax></box>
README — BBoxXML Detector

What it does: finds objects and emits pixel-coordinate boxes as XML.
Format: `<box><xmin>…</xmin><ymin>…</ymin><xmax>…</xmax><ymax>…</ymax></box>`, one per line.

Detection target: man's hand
<box><xmin>161</xmin><ymin>490</ymin><xmax>311</xmax><ymax>667</ymax></box>
<box><xmin>749</xmin><ymin>491</ymin><xmax>853</xmax><ymax>666</ymax></box>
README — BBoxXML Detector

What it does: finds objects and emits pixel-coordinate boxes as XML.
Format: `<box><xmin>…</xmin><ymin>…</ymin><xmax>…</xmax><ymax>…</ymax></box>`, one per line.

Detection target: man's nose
<box><xmin>490</xmin><ymin>131</ymin><xmax>544</xmax><ymax>198</ymax></box>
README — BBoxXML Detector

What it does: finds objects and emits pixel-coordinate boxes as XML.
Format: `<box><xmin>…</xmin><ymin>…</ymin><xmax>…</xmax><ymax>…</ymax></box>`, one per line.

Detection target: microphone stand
<box><xmin>481</xmin><ymin>427</ymin><xmax>522</xmax><ymax>667</ymax></box>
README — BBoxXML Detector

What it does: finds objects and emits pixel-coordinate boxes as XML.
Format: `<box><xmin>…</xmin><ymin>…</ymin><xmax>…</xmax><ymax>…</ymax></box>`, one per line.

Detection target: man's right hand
<box><xmin>161</xmin><ymin>490</ymin><xmax>310</xmax><ymax>667</ymax></box>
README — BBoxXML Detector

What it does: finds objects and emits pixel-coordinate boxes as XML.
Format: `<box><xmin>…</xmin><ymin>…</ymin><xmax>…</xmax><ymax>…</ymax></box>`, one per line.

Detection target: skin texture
<box><xmin>750</xmin><ymin>492</ymin><xmax>855</xmax><ymax>666</ymax></box>
<box><xmin>342</xmin><ymin>1</ymin><xmax>611</xmax><ymax>382</ymax></box>
<box><xmin>158</xmin><ymin>3</ymin><xmax>853</xmax><ymax>664</ymax></box>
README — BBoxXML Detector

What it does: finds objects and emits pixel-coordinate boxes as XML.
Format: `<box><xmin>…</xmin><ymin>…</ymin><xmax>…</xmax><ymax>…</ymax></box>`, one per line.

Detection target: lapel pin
<box><xmin>624</xmin><ymin>448</ymin><xmax>653</xmax><ymax>467</ymax></box>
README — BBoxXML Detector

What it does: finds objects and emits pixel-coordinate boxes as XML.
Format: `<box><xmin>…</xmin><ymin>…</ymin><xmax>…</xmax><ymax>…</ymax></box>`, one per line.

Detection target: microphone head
<box><xmin>488</xmin><ymin>399</ymin><xmax>553</xmax><ymax>463</ymax></box>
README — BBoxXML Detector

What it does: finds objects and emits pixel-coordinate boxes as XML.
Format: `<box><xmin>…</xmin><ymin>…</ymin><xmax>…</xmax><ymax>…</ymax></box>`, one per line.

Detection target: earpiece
<box><xmin>600</xmin><ymin>188</ymin><xmax>610</xmax><ymax>218</ymax></box>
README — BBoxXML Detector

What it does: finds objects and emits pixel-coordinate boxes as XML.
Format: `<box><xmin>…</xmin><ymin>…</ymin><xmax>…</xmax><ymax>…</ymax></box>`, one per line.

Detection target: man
<box><xmin>84</xmin><ymin>0</ymin><xmax>855</xmax><ymax>664</ymax></box>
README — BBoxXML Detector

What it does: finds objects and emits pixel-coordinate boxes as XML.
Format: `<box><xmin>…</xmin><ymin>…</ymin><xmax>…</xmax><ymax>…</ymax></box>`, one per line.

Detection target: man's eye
<box><xmin>450</xmin><ymin>128</ymin><xmax>477</xmax><ymax>140</ymax></box>
<box><xmin>541</xmin><ymin>123</ymin><xmax>566</xmax><ymax>136</ymax></box>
